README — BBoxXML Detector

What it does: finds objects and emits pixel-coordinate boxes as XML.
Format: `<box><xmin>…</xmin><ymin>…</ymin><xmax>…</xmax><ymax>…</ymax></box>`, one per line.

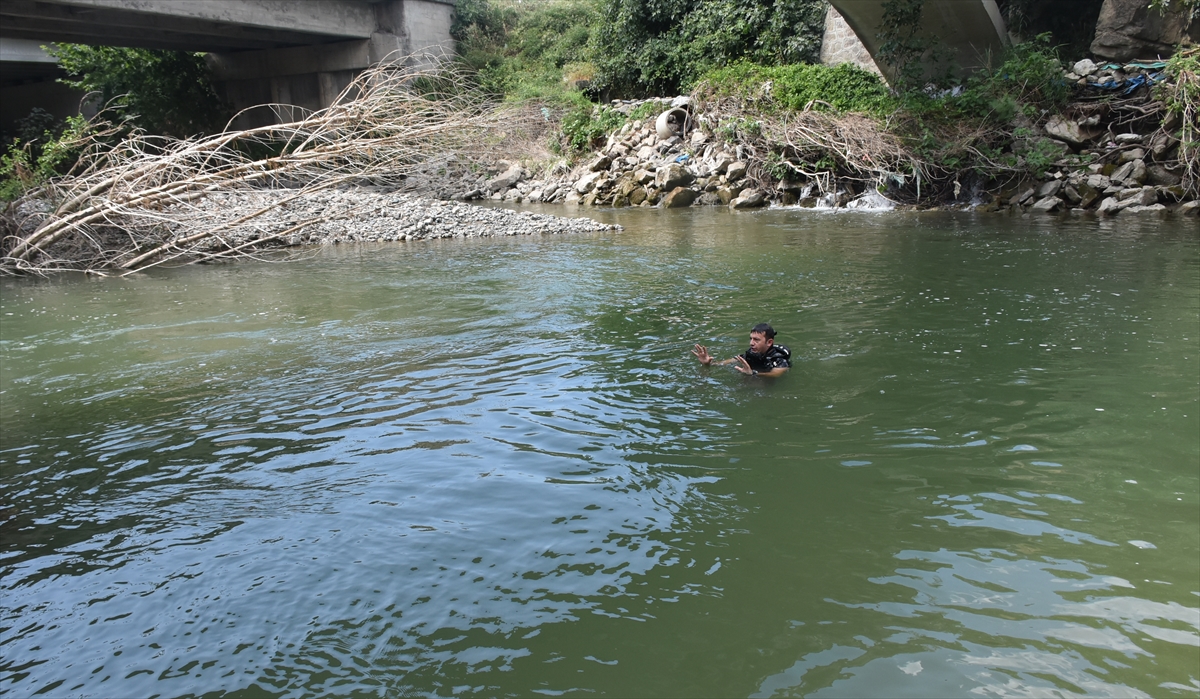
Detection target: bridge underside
<box><xmin>827</xmin><ymin>0</ymin><xmax>1010</xmax><ymax>84</ymax></box>
<box><xmin>0</xmin><ymin>0</ymin><xmax>454</xmax><ymax>132</ymax></box>
<box><xmin>0</xmin><ymin>0</ymin><xmax>378</xmax><ymax>52</ymax></box>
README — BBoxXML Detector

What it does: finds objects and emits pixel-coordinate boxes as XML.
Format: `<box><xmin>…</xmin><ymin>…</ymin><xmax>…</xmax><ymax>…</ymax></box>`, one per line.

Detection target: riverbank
<box><xmin>460</xmin><ymin>55</ymin><xmax>1198</xmax><ymax>218</ymax></box>
<box><xmin>3</xmin><ymin>51</ymin><xmax>1195</xmax><ymax>277</ymax></box>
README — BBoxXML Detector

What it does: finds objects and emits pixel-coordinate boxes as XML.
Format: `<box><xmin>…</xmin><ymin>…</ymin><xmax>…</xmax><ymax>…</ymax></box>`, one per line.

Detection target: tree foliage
<box><xmin>49</xmin><ymin>44</ymin><xmax>228</xmax><ymax>138</ymax></box>
<box><xmin>1</xmin><ymin>114</ymin><xmax>94</xmax><ymax>202</ymax></box>
<box><xmin>588</xmin><ymin>0</ymin><xmax>828</xmax><ymax>98</ymax></box>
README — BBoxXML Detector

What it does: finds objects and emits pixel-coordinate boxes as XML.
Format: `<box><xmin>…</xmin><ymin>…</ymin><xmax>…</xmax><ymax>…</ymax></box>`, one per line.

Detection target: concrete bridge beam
<box><xmin>0</xmin><ymin>0</ymin><xmax>376</xmax><ymax>51</ymax></box>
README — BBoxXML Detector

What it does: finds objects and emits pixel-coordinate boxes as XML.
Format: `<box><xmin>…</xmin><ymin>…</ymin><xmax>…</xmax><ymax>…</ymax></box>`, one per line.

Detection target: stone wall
<box><xmin>820</xmin><ymin>7</ymin><xmax>882</xmax><ymax>76</ymax></box>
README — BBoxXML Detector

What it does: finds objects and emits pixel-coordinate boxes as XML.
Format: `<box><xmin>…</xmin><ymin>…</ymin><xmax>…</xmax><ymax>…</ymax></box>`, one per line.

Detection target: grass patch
<box><xmin>693</xmin><ymin>61</ymin><xmax>896</xmax><ymax>115</ymax></box>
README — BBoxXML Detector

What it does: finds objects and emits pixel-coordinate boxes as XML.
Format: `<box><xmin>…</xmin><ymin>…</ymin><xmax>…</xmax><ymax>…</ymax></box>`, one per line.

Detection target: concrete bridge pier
<box><xmin>206</xmin><ymin>0</ymin><xmax>454</xmax><ymax>129</ymax></box>
<box><xmin>825</xmin><ymin>0</ymin><xmax>1009</xmax><ymax>85</ymax></box>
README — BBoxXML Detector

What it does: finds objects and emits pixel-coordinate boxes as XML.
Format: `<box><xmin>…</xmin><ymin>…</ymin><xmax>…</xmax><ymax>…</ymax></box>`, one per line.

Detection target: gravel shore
<box><xmin>188</xmin><ymin>189</ymin><xmax>621</xmax><ymax>248</ymax></box>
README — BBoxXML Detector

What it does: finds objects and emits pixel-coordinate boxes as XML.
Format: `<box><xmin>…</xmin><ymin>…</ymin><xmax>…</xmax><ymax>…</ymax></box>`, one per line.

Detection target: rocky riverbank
<box><xmin>455</xmin><ymin>59</ymin><xmax>1197</xmax><ymax>217</ymax></box>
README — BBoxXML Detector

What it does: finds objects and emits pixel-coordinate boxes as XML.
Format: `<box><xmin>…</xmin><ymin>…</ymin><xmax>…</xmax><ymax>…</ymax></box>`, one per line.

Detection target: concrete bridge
<box><xmin>1</xmin><ymin>0</ymin><xmax>1011</xmax><ymax>136</ymax></box>
<box><xmin>825</xmin><ymin>0</ymin><xmax>1010</xmax><ymax>83</ymax></box>
<box><xmin>0</xmin><ymin>0</ymin><xmax>455</xmax><ymax>131</ymax></box>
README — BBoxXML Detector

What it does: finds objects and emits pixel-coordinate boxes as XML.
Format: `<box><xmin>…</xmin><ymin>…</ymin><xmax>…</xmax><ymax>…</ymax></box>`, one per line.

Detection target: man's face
<box><xmin>748</xmin><ymin>331</ymin><xmax>773</xmax><ymax>355</ymax></box>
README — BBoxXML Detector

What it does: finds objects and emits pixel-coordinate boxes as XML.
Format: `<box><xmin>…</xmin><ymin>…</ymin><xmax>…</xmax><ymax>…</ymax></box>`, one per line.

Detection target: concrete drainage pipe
<box><xmin>655</xmin><ymin>107</ymin><xmax>691</xmax><ymax>140</ymax></box>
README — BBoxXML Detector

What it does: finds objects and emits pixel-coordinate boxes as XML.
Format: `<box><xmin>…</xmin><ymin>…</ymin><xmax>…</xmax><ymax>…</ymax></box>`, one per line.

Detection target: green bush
<box><xmin>49</xmin><ymin>44</ymin><xmax>228</xmax><ymax>137</ymax></box>
<box><xmin>0</xmin><ymin>114</ymin><xmax>92</xmax><ymax>202</ymax></box>
<box><xmin>887</xmin><ymin>35</ymin><xmax>1070</xmax><ymax>127</ymax></box>
<box><xmin>454</xmin><ymin>0</ymin><xmax>598</xmax><ymax>104</ymax></box>
<box><xmin>695</xmin><ymin>61</ymin><xmax>895</xmax><ymax>114</ymax></box>
<box><xmin>588</xmin><ymin>0</ymin><xmax>827</xmax><ymax>98</ymax></box>
<box><xmin>951</xmin><ymin>34</ymin><xmax>1071</xmax><ymax>121</ymax></box>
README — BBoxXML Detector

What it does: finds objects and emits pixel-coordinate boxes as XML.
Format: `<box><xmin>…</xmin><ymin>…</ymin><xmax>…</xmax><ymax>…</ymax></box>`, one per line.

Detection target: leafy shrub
<box><xmin>695</xmin><ymin>61</ymin><xmax>895</xmax><ymax>114</ymax></box>
<box><xmin>1</xmin><ymin>114</ymin><xmax>92</xmax><ymax>201</ymax></box>
<box><xmin>890</xmin><ymin>34</ymin><xmax>1070</xmax><ymax>126</ymax></box>
<box><xmin>49</xmin><ymin>45</ymin><xmax>228</xmax><ymax>138</ymax></box>
<box><xmin>1157</xmin><ymin>47</ymin><xmax>1198</xmax><ymax>194</ymax></box>
<box><xmin>957</xmin><ymin>34</ymin><xmax>1070</xmax><ymax>119</ymax></box>
<box><xmin>454</xmin><ymin>0</ymin><xmax>598</xmax><ymax>104</ymax></box>
<box><xmin>588</xmin><ymin>0</ymin><xmax>827</xmax><ymax>98</ymax></box>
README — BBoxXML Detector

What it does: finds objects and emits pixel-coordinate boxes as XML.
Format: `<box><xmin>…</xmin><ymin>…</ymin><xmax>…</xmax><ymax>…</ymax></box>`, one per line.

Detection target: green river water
<box><xmin>1</xmin><ymin>207</ymin><xmax>1198</xmax><ymax>698</ymax></box>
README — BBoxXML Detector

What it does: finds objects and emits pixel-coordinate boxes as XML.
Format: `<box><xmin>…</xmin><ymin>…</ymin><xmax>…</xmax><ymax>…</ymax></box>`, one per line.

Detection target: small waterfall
<box><xmin>843</xmin><ymin>190</ymin><xmax>895</xmax><ymax>211</ymax></box>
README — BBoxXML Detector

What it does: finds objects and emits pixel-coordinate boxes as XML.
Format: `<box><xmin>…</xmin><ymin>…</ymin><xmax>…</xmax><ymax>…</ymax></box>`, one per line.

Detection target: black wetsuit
<box><xmin>740</xmin><ymin>344</ymin><xmax>791</xmax><ymax>372</ymax></box>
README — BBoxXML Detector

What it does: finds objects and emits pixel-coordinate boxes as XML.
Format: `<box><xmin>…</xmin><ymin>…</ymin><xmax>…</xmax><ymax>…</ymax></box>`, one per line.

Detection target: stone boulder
<box><xmin>1044</xmin><ymin>116</ymin><xmax>1097</xmax><ymax>148</ymax></box>
<box><xmin>1031</xmin><ymin>197</ymin><xmax>1063</xmax><ymax>213</ymax></box>
<box><xmin>725</xmin><ymin>161</ymin><xmax>748</xmax><ymax>182</ymax></box>
<box><xmin>710</xmin><ymin>153</ymin><xmax>735</xmax><ymax>174</ymax></box>
<box><xmin>661</xmin><ymin>187</ymin><xmax>698</xmax><ymax>208</ymax></box>
<box><xmin>486</xmin><ymin>162</ymin><xmax>524</xmax><ymax>193</ymax></box>
<box><xmin>730</xmin><ymin>189</ymin><xmax>767</xmax><ymax>209</ymax></box>
<box><xmin>1090</xmin><ymin>0</ymin><xmax>1199</xmax><ymax>61</ymax></box>
<box><xmin>575</xmin><ymin>171</ymin><xmax>603</xmax><ymax>194</ymax></box>
<box><xmin>717</xmin><ymin>185</ymin><xmax>741</xmax><ymax>205</ymax></box>
<box><xmin>1076</xmin><ymin>182</ymin><xmax>1101</xmax><ymax>208</ymax></box>
<box><xmin>1010</xmin><ymin>187</ymin><xmax>1036</xmax><ymax>206</ymax></box>
<box><xmin>1111</xmin><ymin>159</ymin><xmax>1148</xmax><ymax>186</ymax></box>
<box><xmin>1037</xmin><ymin>180</ymin><xmax>1063</xmax><ymax>198</ymax></box>
<box><xmin>1125</xmin><ymin>204</ymin><xmax>1168</xmax><ymax>216</ymax></box>
<box><xmin>1147</xmin><ymin>165</ymin><xmax>1182</xmax><ymax>187</ymax></box>
<box><xmin>613</xmin><ymin>176</ymin><xmax>641</xmax><ymax>199</ymax></box>
<box><xmin>1118</xmin><ymin>186</ymin><xmax>1157</xmax><ymax>208</ymax></box>
<box><xmin>1072</xmin><ymin>59</ymin><xmax>1099</xmax><ymax>77</ymax></box>
<box><xmin>1118</xmin><ymin>148</ymin><xmax>1146</xmax><ymax>164</ymax></box>
<box><xmin>656</xmin><ymin>163</ymin><xmax>695</xmax><ymax>191</ymax></box>
<box><xmin>1097</xmin><ymin>196</ymin><xmax>1122</xmax><ymax>216</ymax></box>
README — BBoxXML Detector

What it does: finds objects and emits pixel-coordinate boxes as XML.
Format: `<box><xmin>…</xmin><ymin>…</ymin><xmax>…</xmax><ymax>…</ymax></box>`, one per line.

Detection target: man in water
<box><xmin>692</xmin><ymin>323</ymin><xmax>791</xmax><ymax>377</ymax></box>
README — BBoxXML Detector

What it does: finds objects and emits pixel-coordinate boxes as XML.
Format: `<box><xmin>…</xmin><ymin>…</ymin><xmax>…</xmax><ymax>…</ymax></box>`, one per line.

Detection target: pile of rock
<box><xmin>457</xmin><ymin>98</ymin><xmax>775</xmax><ymax>211</ymax></box>
<box><xmin>1002</xmin><ymin>57</ymin><xmax>1196</xmax><ymax>216</ymax></box>
<box><xmin>1004</xmin><ymin>145</ymin><xmax>1196</xmax><ymax>217</ymax></box>
<box><xmin>1062</xmin><ymin>57</ymin><xmax>1164</xmax><ymax>88</ymax></box>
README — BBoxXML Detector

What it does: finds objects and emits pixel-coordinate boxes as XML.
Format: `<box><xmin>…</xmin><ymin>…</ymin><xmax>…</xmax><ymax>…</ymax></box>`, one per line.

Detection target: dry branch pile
<box><xmin>694</xmin><ymin>94</ymin><xmax>933</xmax><ymax>197</ymax></box>
<box><xmin>0</xmin><ymin>60</ymin><xmax>553</xmax><ymax>276</ymax></box>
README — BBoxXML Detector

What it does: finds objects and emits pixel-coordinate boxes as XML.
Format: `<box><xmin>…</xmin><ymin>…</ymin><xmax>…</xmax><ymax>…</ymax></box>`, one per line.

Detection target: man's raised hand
<box><xmin>692</xmin><ymin>344</ymin><xmax>714</xmax><ymax>365</ymax></box>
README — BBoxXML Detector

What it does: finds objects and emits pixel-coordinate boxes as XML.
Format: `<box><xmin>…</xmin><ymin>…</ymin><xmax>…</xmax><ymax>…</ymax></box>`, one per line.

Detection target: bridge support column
<box><xmin>206</xmin><ymin>0</ymin><xmax>453</xmax><ymax>129</ymax></box>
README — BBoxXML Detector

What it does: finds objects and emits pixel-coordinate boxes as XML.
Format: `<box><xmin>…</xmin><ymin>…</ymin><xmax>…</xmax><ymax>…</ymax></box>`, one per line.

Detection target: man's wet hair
<box><xmin>752</xmin><ymin>323</ymin><xmax>776</xmax><ymax>339</ymax></box>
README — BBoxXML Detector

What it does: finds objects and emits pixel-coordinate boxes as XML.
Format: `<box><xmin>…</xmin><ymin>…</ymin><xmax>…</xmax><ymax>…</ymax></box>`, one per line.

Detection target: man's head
<box><xmin>748</xmin><ymin>323</ymin><xmax>775</xmax><ymax>355</ymax></box>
